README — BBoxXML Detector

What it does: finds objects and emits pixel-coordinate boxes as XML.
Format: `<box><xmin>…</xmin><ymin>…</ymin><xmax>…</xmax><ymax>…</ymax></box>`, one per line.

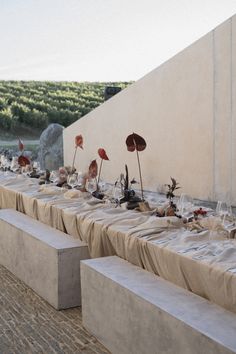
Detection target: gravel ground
<box><xmin>0</xmin><ymin>265</ymin><xmax>110</xmax><ymax>354</ymax></box>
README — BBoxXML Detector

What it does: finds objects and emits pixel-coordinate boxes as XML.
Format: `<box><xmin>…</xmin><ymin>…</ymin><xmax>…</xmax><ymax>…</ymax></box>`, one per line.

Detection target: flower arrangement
<box><xmin>18</xmin><ymin>138</ymin><xmax>30</xmax><ymax>167</ymax></box>
<box><xmin>97</xmin><ymin>148</ymin><xmax>109</xmax><ymax>185</ymax></box>
<box><xmin>156</xmin><ymin>178</ymin><xmax>181</xmax><ymax>217</ymax></box>
<box><xmin>88</xmin><ymin>159</ymin><xmax>98</xmax><ymax>179</ymax></box>
<box><xmin>125</xmin><ymin>133</ymin><xmax>146</xmax><ymax>201</ymax></box>
<box><xmin>71</xmin><ymin>134</ymin><xmax>83</xmax><ymax>173</ymax></box>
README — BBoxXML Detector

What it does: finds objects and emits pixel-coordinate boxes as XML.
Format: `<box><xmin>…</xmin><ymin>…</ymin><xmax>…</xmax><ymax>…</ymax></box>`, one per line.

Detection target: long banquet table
<box><xmin>0</xmin><ymin>172</ymin><xmax>236</xmax><ymax>314</ymax></box>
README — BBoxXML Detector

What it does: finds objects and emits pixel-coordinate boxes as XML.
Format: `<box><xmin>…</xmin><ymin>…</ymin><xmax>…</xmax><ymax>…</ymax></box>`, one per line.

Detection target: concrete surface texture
<box><xmin>0</xmin><ymin>264</ymin><xmax>109</xmax><ymax>354</ymax></box>
<box><xmin>81</xmin><ymin>256</ymin><xmax>236</xmax><ymax>354</ymax></box>
<box><xmin>63</xmin><ymin>14</ymin><xmax>236</xmax><ymax>205</ymax></box>
<box><xmin>0</xmin><ymin>209</ymin><xmax>90</xmax><ymax>309</ymax></box>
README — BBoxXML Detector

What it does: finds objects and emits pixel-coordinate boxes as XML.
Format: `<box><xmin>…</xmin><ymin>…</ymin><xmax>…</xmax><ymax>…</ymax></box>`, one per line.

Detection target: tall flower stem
<box><xmin>71</xmin><ymin>146</ymin><xmax>77</xmax><ymax>173</ymax></box>
<box><xmin>136</xmin><ymin>149</ymin><xmax>144</xmax><ymax>201</ymax></box>
<box><xmin>97</xmin><ymin>158</ymin><xmax>103</xmax><ymax>187</ymax></box>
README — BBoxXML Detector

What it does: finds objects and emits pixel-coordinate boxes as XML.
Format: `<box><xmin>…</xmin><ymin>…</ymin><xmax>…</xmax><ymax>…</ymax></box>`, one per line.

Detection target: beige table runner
<box><xmin>0</xmin><ymin>172</ymin><xmax>235</xmax><ymax>313</ymax></box>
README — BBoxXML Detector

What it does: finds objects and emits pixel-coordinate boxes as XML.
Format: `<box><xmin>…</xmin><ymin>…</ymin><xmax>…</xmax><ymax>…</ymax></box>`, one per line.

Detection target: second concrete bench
<box><xmin>81</xmin><ymin>256</ymin><xmax>236</xmax><ymax>354</ymax></box>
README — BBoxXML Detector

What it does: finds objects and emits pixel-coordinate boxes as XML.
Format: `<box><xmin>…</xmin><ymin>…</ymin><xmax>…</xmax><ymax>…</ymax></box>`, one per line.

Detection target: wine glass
<box><xmin>10</xmin><ymin>157</ymin><xmax>19</xmax><ymax>173</ymax></box>
<box><xmin>21</xmin><ymin>166</ymin><xmax>29</xmax><ymax>177</ymax></box>
<box><xmin>77</xmin><ymin>172</ymin><xmax>85</xmax><ymax>189</ymax></box>
<box><xmin>98</xmin><ymin>179</ymin><xmax>107</xmax><ymax>193</ymax></box>
<box><xmin>2</xmin><ymin>156</ymin><xmax>10</xmax><ymax>173</ymax></box>
<box><xmin>67</xmin><ymin>174</ymin><xmax>78</xmax><ymax>189</ymax></box>
<box><xmin>50</xmin><ymin>170</ymin><xmax>59</xmax><ymax>184</ymax></box>
<box><xmin>178</xmin><ymin>194</ymin><xmax>194</xmax><ymax>219</ymax></box>
<box><xmin>216</xmin><ymin>201</ymin><xmax>232</xmax><ymax>225</ymax></box>
<box><xmin>33</xmin><ymin>161</ymin><xmax>41</xmax><ymax>173</ymax></box>
<box><xmin>86</xmin><ymin>177</ymin><xmax>97</xmax><ymax>194</ymax></box>
<box><xmin>0</xmin><ymin>154</ymin><xmax>5</xmax><ymax>167</ymax></box>
<box><xmin>112</xmin><ymin>180</ymin><xmax>123</xmax><ymax>203</ymax></box>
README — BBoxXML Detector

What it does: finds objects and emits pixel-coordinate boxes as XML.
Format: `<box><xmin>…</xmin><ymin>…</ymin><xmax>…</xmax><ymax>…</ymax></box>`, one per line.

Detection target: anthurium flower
<box><xmin>71</xmin><ymin>134</ymin><xmax>84</xmax><ymax>172</ymax></box>
<box><xmin>89</xmin><ymin>159</ymin><xmax>98</xmax><ymax>178</ymax></box>
<box><xmin>75</xmin><ymin>135</ymin><xmax>83</xmax><ymax>149</ymax></box>
<box><xmin>18</xmin><ymin>138</ymin><xmax>24</xmax><ymax>152</ymax></box>
<box><xmin>97</xmin><ymin>148</ymin><xmax>110</xmax><ymax>185</ymax></box>
<box><xmin>98</xmin><ymin>148</ymin><xmax>109</xmax><ymax>160</ymax></box>
<box><xmin>18</xmin><ymin>155</ymin><xmax>30</xmax><ymax>166</ymax></box>
<box><xmin>125</xmin><ymin>132</ymin><xmax>147</xmax><ymax>201</ymax></box>
<box><xmin>126</xmin><ymin>133</ymin><xmax>146</xmax><ymax>152</ymax></box>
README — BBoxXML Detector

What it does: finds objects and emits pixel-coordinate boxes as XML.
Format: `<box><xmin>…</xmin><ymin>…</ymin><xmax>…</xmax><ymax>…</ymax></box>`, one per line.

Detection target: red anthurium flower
<box><xmin>98</xmin><ymin>148</ymin><xmax>109</xmax><ymax>160</ymax></box>
<box><xmin>75</xmin><ymin>135</ymin><xmax>83</xmax><ymax>149</ymax></box>
<box><xmin>18</xmin><ymin>155</ymin><xmax>30</xmax><ymax>167</ymax></box>
<box><xmin>71</xmin><ymin>134</ymin><xmax>84</xmax><ymax>172</ymax></box>
<box><xmin>89</xmin><ymin>159</ymin><xmax>98</xmax><ymax>178</ymax></box>
<box><xmin>18</xmin><ymin>138</ymin><xmax>24</xmax><ymax>152</ymax></box>
<box><xmin>126</xmin><ymin>133</ymin><xmax>146</xmax><ymax>152</ymax></box>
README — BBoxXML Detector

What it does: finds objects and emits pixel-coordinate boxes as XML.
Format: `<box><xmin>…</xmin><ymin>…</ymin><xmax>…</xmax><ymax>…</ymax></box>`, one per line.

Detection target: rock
<box><xmin>38</xmin><ymin>124</ymin><xmax>64</xmax><ymax>170</ymax></box>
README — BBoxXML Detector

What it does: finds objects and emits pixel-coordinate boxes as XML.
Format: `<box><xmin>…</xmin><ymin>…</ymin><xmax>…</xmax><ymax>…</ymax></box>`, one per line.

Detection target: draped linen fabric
<box><xmin>0</xmin><ymin>172</ymin><xmax>235</xmax><ymax>313</ymax></box>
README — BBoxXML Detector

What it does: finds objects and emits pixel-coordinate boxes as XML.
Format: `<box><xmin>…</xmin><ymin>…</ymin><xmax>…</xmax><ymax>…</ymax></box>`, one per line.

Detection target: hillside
<box><xmin>0</xmin><ymin>81</ymin><xmax>131</xmax><ymax>139</ymax></box>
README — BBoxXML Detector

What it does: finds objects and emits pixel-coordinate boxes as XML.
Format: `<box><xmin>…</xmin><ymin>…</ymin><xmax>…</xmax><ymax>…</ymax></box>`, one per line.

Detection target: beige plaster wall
<box><xmin>64</xmin><ymin>15</ymin><xmax>236</xmax><ymax>204</ymax></box>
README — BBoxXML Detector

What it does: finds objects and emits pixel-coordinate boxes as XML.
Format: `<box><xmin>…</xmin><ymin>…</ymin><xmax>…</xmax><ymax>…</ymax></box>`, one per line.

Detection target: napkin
<box><xmin>38</xmin><ymin>185</ymin><xmax>64</xmax><ymax>195</ymax></box>
<box><xmin>63</xmin><ymin>190</ymin><xmax>90</xmax><ymax>199</ymax></box>
<box><xmin>187</xmin><ymin>216</ymin><xmax>235</xmax><ymax>239</ymax></box>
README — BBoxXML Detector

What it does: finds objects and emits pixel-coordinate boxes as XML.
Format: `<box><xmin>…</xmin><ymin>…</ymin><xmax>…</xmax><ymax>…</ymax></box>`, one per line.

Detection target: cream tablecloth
<box><xmin>0</xmin><ymin>172</ymin><xmax>235</xmax><ymax>313</ymax></box>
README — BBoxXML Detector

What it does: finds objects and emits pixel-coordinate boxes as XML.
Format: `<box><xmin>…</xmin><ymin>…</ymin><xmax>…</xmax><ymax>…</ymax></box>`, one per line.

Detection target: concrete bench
<box><xmin>0</xmin><ymin>209</ymin><xmax>90</xmax><ymax>310</ymax></box>
<box><xmin>81</xmin><ymin>256</ymin><xmax>236</xmax><ymax>354</ymax></box>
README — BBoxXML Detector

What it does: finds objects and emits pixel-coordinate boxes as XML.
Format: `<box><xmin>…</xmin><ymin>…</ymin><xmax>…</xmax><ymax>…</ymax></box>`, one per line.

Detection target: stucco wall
<box><xmin>63</xmin><ymin>15</ymin><xmax>236</xmax><ymax>205</ymax></box>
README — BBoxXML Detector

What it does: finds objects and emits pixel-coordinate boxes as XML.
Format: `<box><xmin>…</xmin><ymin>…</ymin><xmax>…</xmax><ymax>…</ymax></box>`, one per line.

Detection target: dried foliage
<box><xmin>165</xmin><ymin>177</ymin><xmax>180</xmax><ymax>201</ymax></box>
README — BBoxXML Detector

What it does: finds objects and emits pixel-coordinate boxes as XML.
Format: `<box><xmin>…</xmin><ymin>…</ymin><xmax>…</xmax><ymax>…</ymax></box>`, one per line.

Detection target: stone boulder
<box><xmin>38</xmin><ymin>124</ymin><xmax>64</xmax><ymax>170</ymax></box>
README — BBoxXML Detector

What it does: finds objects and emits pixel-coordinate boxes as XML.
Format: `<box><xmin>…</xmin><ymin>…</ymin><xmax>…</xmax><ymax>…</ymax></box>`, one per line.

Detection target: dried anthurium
<box><xmin>71</xmin><ymin>134</ymin><xmax>83</xmax><ymax>173</ymax></box>
<box><xmin>88</xmin><ymin>159</ymin><xmax>103</xmax><ymax>200</ymax></box>
<box><xmin>18</xmin><ymin>138</ymin><xmax>24</xmax><ymax>152</ymax></box>
<box><xmin>18</xmin><ymin>138</ymin><xmax>30</xmax><ymax>166</ymax></box>
<box><xmin>126</xmin><ymin>133</ymin><xmax>146</xmax><ymax>201</ymax></box>
<box><xmin>88</xmin><ymin>159</ymin><xmax>98</xmax><ymax>179</ymax></box>
<box><xmin>97</xmin><ymin>148</ymin><xmax>109</xmax><ymax>185</ymax></box>
<box><xmin>18</xmin><ymin>155</ymin><xmax>30</xmax><ymax>167</ymax></box>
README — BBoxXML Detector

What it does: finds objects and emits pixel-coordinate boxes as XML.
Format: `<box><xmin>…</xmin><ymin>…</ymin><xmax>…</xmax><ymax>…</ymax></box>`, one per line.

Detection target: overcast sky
<box><xmin>0</xmin><ymin>0</ymin><xmax>236</xmax><ymax>82</ymax></box>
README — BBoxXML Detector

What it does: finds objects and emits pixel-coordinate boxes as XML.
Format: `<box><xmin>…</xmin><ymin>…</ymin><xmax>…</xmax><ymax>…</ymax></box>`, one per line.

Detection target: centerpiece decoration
<box><xmin>18</xmin><ymin>138</ymin><xmax>30</xmax><ymax>167</ymax></box>
<box><xmin>116</xmin><ymin>164</ymin><xmax>140</xmax><ymax>209</ymax></box>
<box><xmin>88</xmin><ymin>159</ymin><xmax>98</xmax><ymax>179</ymax></box>
<box><xmin>193</xmin><ymin>208</ymin><xmax>207</xmax><ymax>218</ymax></box>
<box><xmin>97</xmin><ymin>148</ymin><xmax>109</xmax><ymax>186</ymax></box>
<box><xmin>126</xmin><ymin>132</ymin><xmax>146</xmax><ymax>201</ymax></box>
<box><xmin>157</xmin><ymin>177</ymin><xmax>180</xmax><ymax>217</ymax></box>
<box><xmin>87</xmin><ymin>159</ymin><xmax>104</xmax><ymax>199</ymax></box>
<box><xmin>125</xmin><ymin>133</ymin><xmax>152</xmax><ymax>210</ymax></box>
<box><xmin>71</xmin><ymin>134</ymin><xmax>83</xmax><ymax>173</ymax></box>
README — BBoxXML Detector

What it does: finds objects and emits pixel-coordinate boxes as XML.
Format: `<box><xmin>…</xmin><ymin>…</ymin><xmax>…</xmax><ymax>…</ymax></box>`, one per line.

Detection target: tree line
<box><xmin>0</xmin><ymin>81</ymin><xmax>131</xmax><ymax>134</ymax></box>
